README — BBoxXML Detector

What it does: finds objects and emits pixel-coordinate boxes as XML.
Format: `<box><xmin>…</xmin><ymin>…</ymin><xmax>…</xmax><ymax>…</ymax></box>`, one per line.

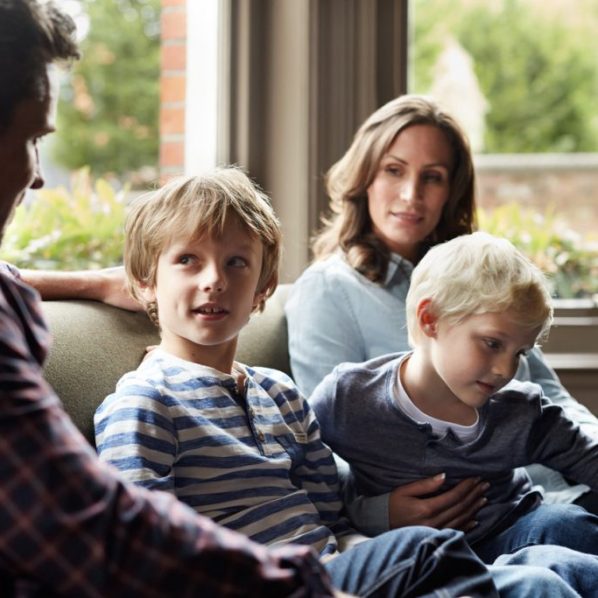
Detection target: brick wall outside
<box><xmin>160</xmin><ymin>0</ymin><xmax>187</xmax><ymax>181</ymax></box>
<box><xmin>475</xmin><ymin>154</ymin><xmax>598</xmax><ymax>242</ymax></box>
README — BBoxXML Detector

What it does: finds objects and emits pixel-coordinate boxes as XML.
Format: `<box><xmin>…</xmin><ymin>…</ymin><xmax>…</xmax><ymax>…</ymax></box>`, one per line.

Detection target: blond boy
<box><xmin>311</xmin><ymin>232</ymin><xmax>598</xmax><ymax>564</ymax></box>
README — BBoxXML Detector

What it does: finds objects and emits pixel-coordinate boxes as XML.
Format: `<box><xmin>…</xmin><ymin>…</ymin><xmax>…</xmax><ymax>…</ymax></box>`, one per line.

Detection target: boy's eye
<box><xmin>178</xmin><ymin>255</ymin><xmax>193</xmax><ymax>265</ymax></box>
<box><xmin>228</xmin><ymin>256</ymin><xmax>248</xmax><ymax>268</ymax></box>
<box><xmin>483</xmin><ymin>338</ymin><xmax>501</xmax><ymax>351</ymax></box>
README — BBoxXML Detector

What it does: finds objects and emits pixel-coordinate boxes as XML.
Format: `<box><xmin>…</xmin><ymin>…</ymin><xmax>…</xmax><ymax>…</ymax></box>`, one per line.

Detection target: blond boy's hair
<box><xmin>125</xmin><ymin>167</ymin><xmax>282</xmax><ymax>318</ymax></box>
<box><xmin>406</xmin><ymin>232</ymin><xmax>553</xmax><ymax>345</ymax></box>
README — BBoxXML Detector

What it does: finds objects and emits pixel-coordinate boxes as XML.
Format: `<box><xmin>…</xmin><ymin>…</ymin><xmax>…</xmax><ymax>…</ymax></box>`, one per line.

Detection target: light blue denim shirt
<box><xmin>286</xmin><ymin>252</ymin><xmax>596</xmax><ymax>505</ymax></box>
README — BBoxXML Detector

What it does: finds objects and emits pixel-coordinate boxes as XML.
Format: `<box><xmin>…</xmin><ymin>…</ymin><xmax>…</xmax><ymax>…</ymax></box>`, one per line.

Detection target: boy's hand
<box><xmin>388</xmin><ymin>474</ymin><xmax>488</xmax><ymax>531</ymax></box>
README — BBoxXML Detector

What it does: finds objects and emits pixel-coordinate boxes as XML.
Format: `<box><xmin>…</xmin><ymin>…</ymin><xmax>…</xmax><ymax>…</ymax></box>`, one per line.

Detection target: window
<box><xmin>409</xmin><ymin>0</ymin><xmax>598</xmax><ymax>300</ymax></box>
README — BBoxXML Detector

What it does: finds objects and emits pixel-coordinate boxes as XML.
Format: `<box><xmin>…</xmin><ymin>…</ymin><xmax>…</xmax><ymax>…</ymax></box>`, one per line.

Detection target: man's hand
<box><xmin>389</xmin><ymin>474</ymin><xmax>488</xmax><ymax>531</ymax></box>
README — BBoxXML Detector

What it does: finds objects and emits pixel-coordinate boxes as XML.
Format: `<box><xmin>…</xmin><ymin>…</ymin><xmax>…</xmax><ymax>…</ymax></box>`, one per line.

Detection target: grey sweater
<box><xmin>310</xmin><ymin>352</ymin><xmax>598</xmax><ymax>544</ymax></box>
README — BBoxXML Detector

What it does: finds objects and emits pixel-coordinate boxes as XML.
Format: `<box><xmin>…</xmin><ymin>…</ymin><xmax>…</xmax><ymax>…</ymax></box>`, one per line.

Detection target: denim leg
<box><xmin>474</xmin><ymin>504</ymin><xmax>598</xmax><ymax>563</ymax></box>
<box><xmin>324</xmin><ymin>526</ymin><xmax>498</xmax><ymax>597</ymax></box>
<box><xmin>488</xmin><ymin>564</ymin><xmax>580</xmax><ymax>598</ymax></box>
<box><xmin>495</xmin><ymin>544</ymin><xmax>598</xmax><ymax>598</ymax></box>
<box><xmin>574</xmin><ymin>489</ymin><xmax>598</xmax><ymax>516</ymax></box>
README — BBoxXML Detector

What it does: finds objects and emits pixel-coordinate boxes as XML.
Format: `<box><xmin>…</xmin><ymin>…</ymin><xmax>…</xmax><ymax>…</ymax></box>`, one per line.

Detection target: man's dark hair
<box><xmin>0</xmin><ymin>0</ymin><xmax>79</xmax><ymax>129</ymax></box>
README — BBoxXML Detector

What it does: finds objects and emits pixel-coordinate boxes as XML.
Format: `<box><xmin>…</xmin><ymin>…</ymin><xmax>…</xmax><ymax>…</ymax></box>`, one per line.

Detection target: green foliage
<box><xmin>477</xmin><ymin>202</ymin><xmax>598</xmax><ymax>298</ymax></box>
<box><xmin>0</xmin><ymin>168</ymin><xmax>127</xmax><ymax>270</ymax></box>
<box><xmin>52</xmin><ymin>0</ymin><xmax>160</xmax><ymax>183</ymax></box>
<box><xmin>411</xmin><ymin>0</ymin><xmax>598</xmax><ymax>153</ymax></box>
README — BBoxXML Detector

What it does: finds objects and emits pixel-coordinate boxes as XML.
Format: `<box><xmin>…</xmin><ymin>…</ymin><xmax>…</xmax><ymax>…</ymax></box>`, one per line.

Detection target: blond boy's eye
<box><xmin>484</xmin><ymin>338</ymin><xmax>500</xmax><ymax>350</ymax></box>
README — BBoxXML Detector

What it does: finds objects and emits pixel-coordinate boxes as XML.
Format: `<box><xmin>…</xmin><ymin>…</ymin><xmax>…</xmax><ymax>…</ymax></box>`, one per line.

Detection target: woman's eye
<box><xmin>422</xmin><ymin>172</ymin><xmax>443</xmax><ymax>183</ymax></box>
<box><xmin>384</xmin><ymin>166</ymin><xmax>401</xmax><ymax>176</ymax></box>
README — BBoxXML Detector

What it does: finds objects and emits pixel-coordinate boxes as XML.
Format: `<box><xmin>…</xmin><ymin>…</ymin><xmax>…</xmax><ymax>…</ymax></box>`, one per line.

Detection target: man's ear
<box><xmin>417</xmin><ymin>298</ymin><xmax>438</xmax><ymax>338</ymax></box>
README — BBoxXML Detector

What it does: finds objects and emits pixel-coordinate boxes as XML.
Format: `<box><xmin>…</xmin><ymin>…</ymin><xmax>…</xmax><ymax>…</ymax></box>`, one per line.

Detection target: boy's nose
<box><xmin>199</xmin><ymin>264</ymin><xmax>226</xmax><ymax>292</ymax></box>
<box><xmin>492</xmin><ymin>355</ymin><xmax>518</xmax><ymax>382</ymax></box>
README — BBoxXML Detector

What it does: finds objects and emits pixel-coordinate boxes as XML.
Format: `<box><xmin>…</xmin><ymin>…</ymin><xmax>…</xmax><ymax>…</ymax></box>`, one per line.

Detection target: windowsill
<box><xmin>544</xmin><ymin>353</ymin><xmax>598</xmax><ymax>371</ymax></box>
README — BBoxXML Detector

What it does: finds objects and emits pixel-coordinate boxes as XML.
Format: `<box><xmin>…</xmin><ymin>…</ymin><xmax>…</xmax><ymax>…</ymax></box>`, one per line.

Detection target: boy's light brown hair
<box><xmin>125</xmin><ymin>167</ymin><xmax>282</xmax><ymax>318</ymax></box>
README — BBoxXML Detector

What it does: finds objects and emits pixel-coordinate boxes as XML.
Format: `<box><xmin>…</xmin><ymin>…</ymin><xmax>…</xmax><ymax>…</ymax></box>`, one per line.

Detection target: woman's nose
<box><xmin>399</xmin><ymin>177</ymin><xmax>420</xmax><ymax>203</ymax></box>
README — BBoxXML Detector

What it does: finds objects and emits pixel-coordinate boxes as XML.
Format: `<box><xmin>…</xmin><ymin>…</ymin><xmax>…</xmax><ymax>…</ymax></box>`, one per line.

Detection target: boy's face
<box><xmin>426</xmin><ymin>310</ymin><xmax>540</xmax><ymax>410</ymax></box>
<box><xmin>142</xmin><ymin>215</ymin><xmax>267</xmax><ymax>369</ymax></box>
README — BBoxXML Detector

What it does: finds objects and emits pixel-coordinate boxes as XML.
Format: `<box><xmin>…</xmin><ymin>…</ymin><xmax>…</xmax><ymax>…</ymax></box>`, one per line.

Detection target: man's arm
<box><xmin>21</xmin><ymin>266</ymin><xmax>141</xmax><ymax>311</ymax></box>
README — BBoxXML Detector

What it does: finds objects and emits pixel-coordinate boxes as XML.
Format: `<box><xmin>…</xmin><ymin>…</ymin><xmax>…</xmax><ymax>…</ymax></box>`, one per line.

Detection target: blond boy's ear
<box><xmin>417</xmin><ymin>298</ymin><xmax>438</xmax><ymax>338</ymax></box>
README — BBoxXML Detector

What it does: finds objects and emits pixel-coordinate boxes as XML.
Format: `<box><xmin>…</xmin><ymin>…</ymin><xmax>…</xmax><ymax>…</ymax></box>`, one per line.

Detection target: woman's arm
<box><xmin>286</xmin><ymin>268</ymin><xmax>366</xmax><ymax>396</ymax></box>
<box><xmin>21</xmin><ymin>266</ymin><xmax>141</xmax><ymax>311</ymax></box>
<box><xmin>524</xmin><ymin>347</ymin><xmax>598</xmax><ymax>436</ymax></box>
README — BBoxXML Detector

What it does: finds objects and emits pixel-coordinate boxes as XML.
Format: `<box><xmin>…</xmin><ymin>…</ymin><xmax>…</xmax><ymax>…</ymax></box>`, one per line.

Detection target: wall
<box><xmin>475</xmin><ymin>153</ymin><xmax>598</xmax><ymax>240</ymax></box>
<box><xmin>159</xmin><ymin>0</ymin><xmax>187</xmax><ymax>179</ymax></box>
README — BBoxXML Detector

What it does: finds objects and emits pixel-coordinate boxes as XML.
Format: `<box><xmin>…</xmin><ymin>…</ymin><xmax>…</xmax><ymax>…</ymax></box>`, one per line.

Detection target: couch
<box><xmin>41</xmin><ymin>284</ymin><xmax>292</xmax><ymax>446</ymax></box>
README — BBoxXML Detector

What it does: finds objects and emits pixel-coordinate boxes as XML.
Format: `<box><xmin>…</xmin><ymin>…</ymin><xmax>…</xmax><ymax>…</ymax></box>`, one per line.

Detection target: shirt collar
<box><xmin>384</xmin><ymin>252</ymin><xmax>414</xmax><ymax>286</ymax></box>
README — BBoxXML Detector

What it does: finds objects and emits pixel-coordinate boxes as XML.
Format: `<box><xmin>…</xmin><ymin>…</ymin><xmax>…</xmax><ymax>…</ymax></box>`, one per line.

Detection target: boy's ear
<box><xmin>417</xmin><ymin>298</ymin><xmax>438</xmax><ymax>338</ymax></box>
<box><xmin>138</xmin><ymin>283</ymin><xmax>156</xmax><ymax>304</ymax></box>
<box><xmin>252</xmin><ymin>275</ymin><xmax>276</xmax><ymax>311</ymax></box>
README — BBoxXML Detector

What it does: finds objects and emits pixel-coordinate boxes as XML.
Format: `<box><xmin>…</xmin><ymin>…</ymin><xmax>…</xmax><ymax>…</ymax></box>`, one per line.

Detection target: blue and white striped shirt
<box><xmin>95</xmin><ymin>348</ymin><xmax>354</xmax><ymax>556</ymax></box>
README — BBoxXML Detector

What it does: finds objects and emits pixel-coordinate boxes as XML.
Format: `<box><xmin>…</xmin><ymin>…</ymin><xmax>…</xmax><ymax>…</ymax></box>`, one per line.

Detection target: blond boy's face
<box><xmin>424</xmin><ymin>309</ymin><xmax>540</xmax><ymax>412</ymax></box>
<box><xmin>141</xmin><ymin>216</ymin><xmax>266</xmax><ymax>370</ymax></box>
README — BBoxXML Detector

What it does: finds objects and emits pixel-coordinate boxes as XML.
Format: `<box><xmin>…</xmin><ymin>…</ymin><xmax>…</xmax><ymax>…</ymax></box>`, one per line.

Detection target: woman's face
<box><xmin>366</xmin><ymin>124</ymin><xmax>452</xmax><ymax>263</ymax></box>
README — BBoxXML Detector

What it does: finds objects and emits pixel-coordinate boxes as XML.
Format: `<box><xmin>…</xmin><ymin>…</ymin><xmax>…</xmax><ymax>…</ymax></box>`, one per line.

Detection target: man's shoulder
<box><xmin>0</xmin><ymin>265</ymin><xmax>50</xmax><ymax>365</ymax></box>
<box><xmin>0</xmin><ymin>261</ymin><xmax>20</xmax><ymax>279</ymax></box>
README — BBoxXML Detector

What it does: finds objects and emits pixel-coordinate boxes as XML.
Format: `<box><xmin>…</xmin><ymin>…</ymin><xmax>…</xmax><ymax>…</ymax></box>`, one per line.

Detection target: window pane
<box><xmin>409</xmin><ymin>0</ymin><xmax>598</xmax><ymax>298</ymax></box>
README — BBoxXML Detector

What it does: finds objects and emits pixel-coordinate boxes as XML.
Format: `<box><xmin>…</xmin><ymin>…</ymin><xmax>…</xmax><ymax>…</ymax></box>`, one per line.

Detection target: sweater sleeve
<box><xmin>525</xmin><ymin>347</ymin><xmax>598</xmax><ymax>437</ymax></box>
<box><xmin>286</xmin><ymin>267</ymin><xmax>366</xmax><ymax>396</ymax></box>
<box><xmin>528</xmin><ymin>392</ymin><xmax>598</xmax><ymax>492</ymax></box>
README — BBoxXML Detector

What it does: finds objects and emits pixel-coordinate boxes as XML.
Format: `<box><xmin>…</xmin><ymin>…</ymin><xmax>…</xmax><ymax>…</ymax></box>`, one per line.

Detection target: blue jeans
<box><xmin>494</xmin><ymin>544</ymin><xmax>598</xmax><ymax>598</ymax></box>
<box><xmin>473</xmin><ymin>503</ymin><xmax>598</xmax><ymax>563</ymax></box>
<box><xmin>325</xmin><ymin>526</ymin><xmax>598</xmax><ymax>597</ymax></box>
<box><xmin>325</xmin><ymin>527</ymin><xmax>498</xmax><ymax>597</ymax></box>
